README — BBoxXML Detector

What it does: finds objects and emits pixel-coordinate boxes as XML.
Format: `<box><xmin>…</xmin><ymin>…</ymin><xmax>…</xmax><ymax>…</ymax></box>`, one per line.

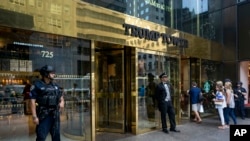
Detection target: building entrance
<box><xmin>94</xmin><ymin>44</ymin><xmax>125</xmax><ymax>133</ymax></box>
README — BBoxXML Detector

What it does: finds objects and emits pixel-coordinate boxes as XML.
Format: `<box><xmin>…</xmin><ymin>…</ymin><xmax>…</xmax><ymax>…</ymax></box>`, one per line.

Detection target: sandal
<box><xmin>196</xmin><ymin>120</ymin><xmax>202</xmax><ymax>124</ymax></box>
<box><xmin>192</xmin><ymin>119</ymin><xmax>198</xmax><ymax>122</ymax></box>
<box><xmin>218</xmin><ymin>126</ymin><xmax>225</xmax><ymax>129</ymax></box>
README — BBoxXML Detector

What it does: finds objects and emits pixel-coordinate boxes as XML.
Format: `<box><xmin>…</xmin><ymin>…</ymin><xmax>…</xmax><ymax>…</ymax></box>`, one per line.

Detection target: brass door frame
<box><xmin>94</xmin><ymin>43</ymin><xmax>125</xmax><ymax>133</ymax></box>
<box><xmin>135</xmin><ymin>48</ymin><xmax>181</xmax><ymax>133</ymax></box>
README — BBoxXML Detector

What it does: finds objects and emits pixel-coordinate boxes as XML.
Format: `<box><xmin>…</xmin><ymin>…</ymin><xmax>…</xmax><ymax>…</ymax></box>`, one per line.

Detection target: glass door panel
<box><xmin>95</xmin><ymin>48</ymin><xmax>124</xmax><ymax>133</ymax></box>
<box><xmin>136</xmin><ymin>49</ymin><xmax>180</xmax><ymax>133</ymax></box>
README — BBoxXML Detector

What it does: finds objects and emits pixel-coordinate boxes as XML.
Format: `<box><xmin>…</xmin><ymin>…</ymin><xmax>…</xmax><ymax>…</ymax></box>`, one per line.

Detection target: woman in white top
<box><xmin>224</xmin><ymin>81</ymin><xmax>237</xmax><ymax>125</ymax></box>
<box><xmin>213</xmin><ymin>81</ymin><xmax>227</xmax><ymax>129</ymax></box>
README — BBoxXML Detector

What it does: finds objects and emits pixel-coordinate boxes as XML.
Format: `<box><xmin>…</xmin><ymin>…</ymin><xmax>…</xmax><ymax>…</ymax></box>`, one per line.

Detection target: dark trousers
<box><xmin>223</xmin><ymin>107</ymin><xmax>237</xmax><ymax>125</ymax></box>
<box><xmin>36</xmin><ymin>115</ymin><xmax>61</xmax><ymax>141</ymax></box>
<box><xmin>159</xmin><ymin>101</ymin><xmax>176</xmax><ymax>130</ymax></box>
<box><xmin>235</xmin><ymin>100</ymin><xmax>246</xmax><ymax>118</ymax></box>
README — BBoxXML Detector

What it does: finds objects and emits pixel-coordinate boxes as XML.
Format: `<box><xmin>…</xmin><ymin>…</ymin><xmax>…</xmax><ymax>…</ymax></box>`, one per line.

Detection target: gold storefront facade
<box><xmin>0</xmin><ymin>1</ymin><xmax>223</xmax><ymax>141</ymax></box>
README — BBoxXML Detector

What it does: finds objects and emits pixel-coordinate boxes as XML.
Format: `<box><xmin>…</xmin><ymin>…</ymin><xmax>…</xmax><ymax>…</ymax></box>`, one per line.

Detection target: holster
<box><xmin>37</xmin><ymin>106</ymin><xmax>49</xmax><ymax>121</ymax></box>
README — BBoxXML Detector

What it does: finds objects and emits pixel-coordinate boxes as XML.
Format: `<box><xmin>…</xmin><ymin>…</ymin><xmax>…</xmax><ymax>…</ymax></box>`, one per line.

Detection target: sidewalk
<box><xmin>113</xmin><ymin>116</ymin><xmax>250</xmax><ymax>141</ymax></box>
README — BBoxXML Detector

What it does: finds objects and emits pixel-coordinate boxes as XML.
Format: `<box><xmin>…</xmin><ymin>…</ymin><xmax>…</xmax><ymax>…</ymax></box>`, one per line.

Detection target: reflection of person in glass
<box><xmin>22</xmin><ymin>81</ymin><xmax>36</xmax><ymax>135</ymax></box>
<box><xmin>72</xmin><ymin>83</ymin><xmax>78</xmax><ymax>97</ymax></box>
<box><xmin>0</xmin><ymin>84</ymin><xmax>4</xmax><ymax>103</ymax></box>
<box><xmin>23</xmin><ymin>81</ymin><xmax>32</xmax><ymax>115</ymax></box>
<box><xmin>139</xmin><ymin>85</ymin><xmax>145</xmax><ymax>106</ymax></box>
<box><xmin>30</xmin><ymin>65</ymin><xmax>64</xmax><ymax>141</ymax></box>
<box><xmin>138</xmin><ymin>59</ymin><xmax>145</xmax><ymax>76</ymax></box>
<box><xmin>146</xmin><ymin>73</ymin><xmax>157</xmax><ymax>119</ymax></box>
<box><xmin>108</xmin><ymin>76</ymin><xmax>115</xmax><ymax>92</ymax></box>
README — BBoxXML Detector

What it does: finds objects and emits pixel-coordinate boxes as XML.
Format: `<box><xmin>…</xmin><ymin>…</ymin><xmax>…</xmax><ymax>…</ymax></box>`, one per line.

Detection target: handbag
<box><xmin>214</xmin><ymin>101</ymin><xmax>223</xmax><ymax>105</ymax></box>
<box><xmin>199</xmin><ymin>104</ymin><xmax>204</xmax><ymax>113</ymax></box>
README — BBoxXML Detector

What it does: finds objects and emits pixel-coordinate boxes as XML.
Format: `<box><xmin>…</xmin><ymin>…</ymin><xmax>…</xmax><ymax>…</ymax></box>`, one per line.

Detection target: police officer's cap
<box><xmin>159</xmin><ymin>72</ymin><xmax>168</xmax><ymax>78</ymax></box>
<box><xmin>237</xmin><ymin>81</ymin><xmax>243</xmax><ymax>85</ymax></box>
<box><xmin>40</xmin><ymin>65</ymin><xmax>55</xmax><ymax>76</ymax></box>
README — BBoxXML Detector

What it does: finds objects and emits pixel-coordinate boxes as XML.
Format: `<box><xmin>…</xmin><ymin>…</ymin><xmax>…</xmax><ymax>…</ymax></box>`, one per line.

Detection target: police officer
<box><xmin>234</xmin><ymin>81</ymin><xmax>247</xmax><ymax>119</ymax></box>
<box><xmin>30</xmin><ymin>65</ymin><xmax>64</xmax><ymax>141</ymax></box>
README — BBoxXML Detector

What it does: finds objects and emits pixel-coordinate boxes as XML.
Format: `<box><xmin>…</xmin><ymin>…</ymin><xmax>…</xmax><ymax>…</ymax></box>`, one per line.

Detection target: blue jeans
<box><xmin>36</xmin><ymin>115</ymin><xmax>61</xmax><ymax>141</ymax></box>
<box><xmin>224</xmin><ymin>107</ymin><xmax>237</xmax><ymax>125</ymax></box>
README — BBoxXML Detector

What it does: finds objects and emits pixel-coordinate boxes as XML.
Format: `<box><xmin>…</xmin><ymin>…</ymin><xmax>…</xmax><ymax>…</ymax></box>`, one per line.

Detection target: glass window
<box><xmin>238</xmin><ymin>2</ymin><xmax>250</xmax><ymax>60</ymax></box>
<box><xmin>80</xmin><ymin>0</ymin><xmax>238</xmax><ymax>44</ymax></box>
<box><xmin>208</xmin><ymin>0</ymin><xmax>222</xmax><ymax>11</ymax></box>
<box><xmin>0</xmin><ymin>26</ymin><xmax>91</xmax><ymax>140</ymax></box>
<box><xmin>148</xmin><ymin>62</ymin><xmax>152</xmax><ymax>70</ymax></box>
<box><xmin>182</xmin><ymin>0</ymin><xmax>208</xmax><ymax>14</ymax></box>
<box><xmin>137</xmin><ymin>50</ymin><xmax>179</xmax><ymax>132</ymax></box>
<box><xmin>140</xmin><ymin>10</ymin><xmax>144</xmax><ymax>15</ymax></box>
<box><xmin>222</xmin><ymin>0</ymin><xmax>236</xmax><ymax>8</ymax></box>
<box><xmin>200</xmin><ymin>59</ymin><xmax>222</xmax><ymax>113</ymax></box>
<box><xmin>148</xmin><ymin>54</ymin><xmax>152</xmax><ymax>58</ymax></box>
<box><xmin>237</xmin><ymin>0</ymin><xmax>246</xmax><ymax>3</ymax></box>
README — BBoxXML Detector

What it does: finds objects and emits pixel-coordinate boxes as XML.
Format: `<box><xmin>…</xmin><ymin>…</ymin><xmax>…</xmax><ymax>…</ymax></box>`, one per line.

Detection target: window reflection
<box><xmin>137</xmin><ymin>51</ymin><xmax>179</xmax><ymax>131</ymax></box>
<box><xmin>0</xmin><ymin>27</ymin><xmax>91</xmax><ymax>140</ymax></box>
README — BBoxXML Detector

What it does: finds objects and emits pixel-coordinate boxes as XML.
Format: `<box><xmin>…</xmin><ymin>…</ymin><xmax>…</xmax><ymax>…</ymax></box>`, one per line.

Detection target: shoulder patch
<box><xmin>30</xmin><ymin>85</ymin><xmax>35</xmax><ymax>91</ymax></box>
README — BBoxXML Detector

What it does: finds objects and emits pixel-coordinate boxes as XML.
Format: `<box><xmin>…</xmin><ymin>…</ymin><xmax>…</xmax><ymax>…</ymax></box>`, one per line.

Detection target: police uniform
<box><xmin>234</xmin><ymin>81</ymin><xmax>246</xmax><ymax>119</ymax></box>
<box><xmin>30</xmin><ymin>65</ymin><xmax>62</xmax><ymax>141</ymax></box>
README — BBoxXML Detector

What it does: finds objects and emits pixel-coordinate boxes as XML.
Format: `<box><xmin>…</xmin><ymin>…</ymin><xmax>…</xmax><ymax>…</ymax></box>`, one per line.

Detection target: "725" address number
<box><xmin>41</xmin><ymin>50</ymin><xmax>54</xmax><ymax>58</ymax></box>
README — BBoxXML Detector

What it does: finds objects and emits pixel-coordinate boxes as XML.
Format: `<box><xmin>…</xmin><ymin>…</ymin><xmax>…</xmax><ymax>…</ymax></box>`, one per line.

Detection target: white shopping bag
<box><xmin>199</xmin><ymin>104</ymin><xmax>204</xmax><ymax>113</ymax></box>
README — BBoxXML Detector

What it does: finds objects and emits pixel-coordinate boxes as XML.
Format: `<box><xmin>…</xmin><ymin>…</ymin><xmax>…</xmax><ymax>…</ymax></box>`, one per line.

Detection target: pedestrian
<box><xmin>224</xmin><ymin>81</ymin><xmax>237</xmax><ymax>126</ymax></box>
<box><xmin>213</xmin><ymin>81</ymin><xmax>227</xmax><ymax>129</ymax></box>
<box><xmin>234</xmin><ymin>81</ymin><xmax>247</xmax><ymax>119</ymax></box>
<box><xmin>30</xmin><ymin>65</ymin><xmax>64</xmax><ymax>141</ymax></box>
<box><xmin>155</xmin><ymin>72</ymin><xmax>180</xmax><ymax>133</ymax></box>
<box><xmin>188</xmin><ymin>81</ymin><xmax>202</xmax><ymax>123</ymax></box>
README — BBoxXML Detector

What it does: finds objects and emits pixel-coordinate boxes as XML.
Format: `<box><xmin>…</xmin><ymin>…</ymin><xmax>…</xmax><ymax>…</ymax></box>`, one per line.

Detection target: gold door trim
<box><xmin>94</xmin><ymin>43</ymin><xmax>125</xmax><ymax>133</ymax></box>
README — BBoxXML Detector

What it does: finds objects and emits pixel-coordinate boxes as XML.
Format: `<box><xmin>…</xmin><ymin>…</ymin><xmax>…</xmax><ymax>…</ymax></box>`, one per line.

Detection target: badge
<box><xmin>30</xmin><ymin>85</ymin><xmax>35</xmax><ymax>91</ymax></box>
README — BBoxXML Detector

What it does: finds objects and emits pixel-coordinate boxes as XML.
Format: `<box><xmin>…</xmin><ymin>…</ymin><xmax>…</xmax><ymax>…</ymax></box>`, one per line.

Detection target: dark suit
<box><xmin>155</xmin><ymin>82</ymin><xmax>176</xmax><ymax>130</ymax></box>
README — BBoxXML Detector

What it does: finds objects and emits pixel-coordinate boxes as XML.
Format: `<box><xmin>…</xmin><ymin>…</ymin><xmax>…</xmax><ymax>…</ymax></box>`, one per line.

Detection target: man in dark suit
<box><xmin>155</xmin><ymin>72</ymin><xmax>180</xmax><ymax>133</ymax></box>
